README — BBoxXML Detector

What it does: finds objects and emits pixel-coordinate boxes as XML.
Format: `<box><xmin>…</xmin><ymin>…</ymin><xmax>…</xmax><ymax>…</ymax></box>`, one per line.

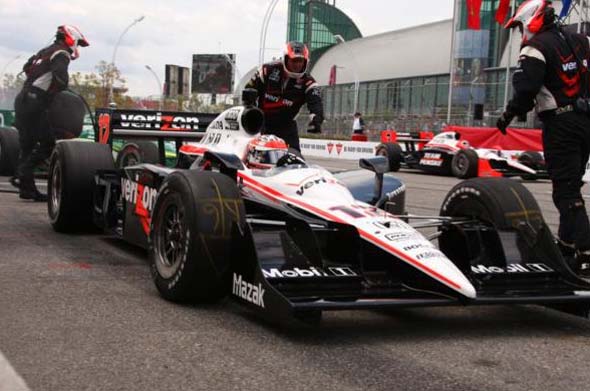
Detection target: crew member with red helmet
<box><xmin>12</xmin><ymin>25</ymin><xmax>89</xmax><ymax>201</ymax></box>
<box><xmin>497</xmin><ymin>0</ymin><xmax>590</xmax><ymax>277</ymax></box>
<box><xmin>245</xmin><ymin>41</ymin><xmax>324</xmax><ymax>152</ymax></box>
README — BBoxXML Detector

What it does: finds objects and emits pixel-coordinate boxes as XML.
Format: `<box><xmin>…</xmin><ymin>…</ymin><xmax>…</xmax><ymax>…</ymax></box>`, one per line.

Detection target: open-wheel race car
<box><xmin>46</xmin><ymin>97</ymin><xmax>590</xmax><ymax>325</ymax></box>
<box><xmin>376</xmin><ymin>129</ymin><xmax>547</xmax><ymax>180</ymax></box>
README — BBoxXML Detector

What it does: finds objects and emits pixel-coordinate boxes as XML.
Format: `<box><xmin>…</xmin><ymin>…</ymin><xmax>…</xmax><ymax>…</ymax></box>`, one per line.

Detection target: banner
<box><xmin>466</xmin><ymin>0</ymin><xmax>483</xmax><ymax>30</ymax></box>
<box><xmin>444</xmin><ymin>125</ymin><xmax>543</xmax><ymax>151</ymax></box>
<box><xmin>300</xmin><ymin>138</ymin><xmax>378</xmax><ymax>160</ymax></box>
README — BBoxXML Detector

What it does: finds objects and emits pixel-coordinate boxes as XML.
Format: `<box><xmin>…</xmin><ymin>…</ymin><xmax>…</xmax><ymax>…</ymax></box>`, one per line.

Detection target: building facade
<box><xmin>287</xmin><ymin>0</ymin><xmax>362</xmax><ymax>64</ymax></box>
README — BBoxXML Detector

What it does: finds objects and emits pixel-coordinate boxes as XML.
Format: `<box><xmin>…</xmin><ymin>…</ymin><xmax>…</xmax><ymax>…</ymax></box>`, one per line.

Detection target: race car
<box><xmin>46</xmin><ymin>96</ymin><xmax>590</xmax><ymax>324</ymax></box>
<box><xmin>376</xmin><ymin>130</ymin><xmax>547</xmax><ymax>180</ymax></box>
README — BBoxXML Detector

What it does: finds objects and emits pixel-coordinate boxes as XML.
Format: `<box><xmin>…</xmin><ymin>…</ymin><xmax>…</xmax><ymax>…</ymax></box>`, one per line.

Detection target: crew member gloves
<box><xmin>496</xmin><ymin>111</ymin><xmax>515</xmax><ymax>135</ymax></box>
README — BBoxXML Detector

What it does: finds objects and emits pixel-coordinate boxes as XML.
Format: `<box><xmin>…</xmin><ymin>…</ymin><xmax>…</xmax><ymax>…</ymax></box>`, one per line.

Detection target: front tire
<box><xmin>149</xmin><ymin>171</ymin><xmax>247</xmax><ymax>303</ymax></box>
<box><xmin>518</xmin><ymin>151</ymin><xmax>544</xmax><ymax>180</ymax></box>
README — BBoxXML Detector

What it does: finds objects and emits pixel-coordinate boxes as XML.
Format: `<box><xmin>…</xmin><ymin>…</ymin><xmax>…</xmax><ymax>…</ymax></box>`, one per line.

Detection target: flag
<box><xmin>495</xmin><ymin>0</ymin><xmax>511</xmax><ymax>24</ymax></box>
<box><xmin>560</xmin><ymin>0</ymin><xmax>573</xmax><ymax>19</ymax></box>
<box><xmin>329</xmin><ymin>65</ymin><xmax>337</xmax><ymax>86</ymax></box>
<box><xmin>466</xmin><ymin>0</ymin><xmax>483</xmax><ymax>30</ymax></box>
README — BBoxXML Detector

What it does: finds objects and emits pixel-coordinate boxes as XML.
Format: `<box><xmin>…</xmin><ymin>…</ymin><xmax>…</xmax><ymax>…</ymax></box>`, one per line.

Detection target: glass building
<box><xmin>309</xmin><ymin>0</ymin><xmax>534</xmax><ymax>134</ymax></box>
<box><xmin>287</xmin><ymin>0</ymin><xmax>362</xmax><ymax>64</ymax></box>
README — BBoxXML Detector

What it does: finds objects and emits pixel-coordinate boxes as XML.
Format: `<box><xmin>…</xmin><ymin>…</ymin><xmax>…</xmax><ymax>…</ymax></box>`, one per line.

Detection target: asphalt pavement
<box><xmin>1</xmin><ymin>161</ymin><xmax>590</xmax><ymax>391</ymax></box>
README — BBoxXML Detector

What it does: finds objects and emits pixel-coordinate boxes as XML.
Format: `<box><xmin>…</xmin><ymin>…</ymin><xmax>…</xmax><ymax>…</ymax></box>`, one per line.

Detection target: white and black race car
<box><xmin>377</xmin><ymin>131</ymin><xmax>547</xmax><ymax>180</ymax></box>
<box><xmin>46</xmin><ymin>96</ymin><xmax>590</xmax><ymax>324</ymax></box>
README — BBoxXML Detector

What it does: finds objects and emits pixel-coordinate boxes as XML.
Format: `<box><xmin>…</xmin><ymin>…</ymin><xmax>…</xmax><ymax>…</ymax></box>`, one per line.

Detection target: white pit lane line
<box><xmin>0</xmin><ymin>351</ymin><xmax>30</xmax><ymax>391</ymax></box>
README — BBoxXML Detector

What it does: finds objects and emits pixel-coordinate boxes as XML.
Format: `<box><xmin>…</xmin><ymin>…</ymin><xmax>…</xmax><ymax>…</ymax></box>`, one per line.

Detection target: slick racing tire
<box><xmin>116</xmin><ymin>141</ymin><xmax>159</xmax><ymax>168</ymax></box>
<box><xmin>150</xmin><ymin>171</ymin><xmax>247</xmax><ymax>303</ymax></box>
<box><xmin>48</xmin><ymin>141</ymin><xmax>115</xmax><ymax>232</ymax></box>
<box><xmin>375</xmin><ymin>142</ymin><xmax>403</xmax><ymax>172</ymax></box>
<box><xmin>451</xmin><ymin>149</ymin><xmax>479</xmax><ymax>179</ymax></box>
<box><xmin>518</xmin><ymin>151</ymin><xmax>544</xmax><ymax>181</ymax></box>
<box><xmin>0</xmin><ymin>127</ymin><xmax>19</xmax><ymax>176</ymax></box>
<box><xmin>438</xmin><ymin>177</ymin><xmax>545</xmax><ymax>273</ymax></box>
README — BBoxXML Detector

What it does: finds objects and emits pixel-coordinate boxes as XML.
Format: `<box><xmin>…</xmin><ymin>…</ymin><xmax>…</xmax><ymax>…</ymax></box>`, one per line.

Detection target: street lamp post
<box><xmin>334</xmin><ymin>34</ymin><xmax>360</xmax><ymax>115</ymax></box>
<box><xmin>259</xmin><ymin>0</ymin><xmax>281</xmax><ymax>66</ymax></box>
<box><xmin>109</xmin><ymin>15</ymin><xmax>145</xmax><ymax>105</ymax></box>
<box><xmin>223</xmin><ymin>54</ymin><xmax>242</xmax><ymax>98</ymax></box>
<box><xmin>145</xmin><ymin>65</ymin><xmax>163</xmax><ymax>110</ymax></box>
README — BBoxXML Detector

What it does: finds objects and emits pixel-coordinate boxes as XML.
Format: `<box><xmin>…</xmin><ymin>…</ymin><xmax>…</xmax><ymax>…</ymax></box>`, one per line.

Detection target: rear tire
<box><xmin>375</xmin><ymin>142</ymin><xmax>403</xmax><ymax>172</ymax></box>
<box><xmin>149</xmin><ymin>171</ymin><xmax>247</xmax><ymax>303</ymax></box>
<box><xmin>48</xmin><ymin>141</ymin><xmax>115</xmax><ymax>232</ymax></box>
<box><xmin>451</xmin><ymin>149</ymin><xmax>479</xmax><ymax>179</ymax></box>
<box><xmin>0</xmin><ymin>127</ymin><xmax>19</xmax><ymax>176</ymax></box>
<box><xmin>116</xmin><ymin>141</ymin><xmax>159</xmax><ymax>168</ymax></box>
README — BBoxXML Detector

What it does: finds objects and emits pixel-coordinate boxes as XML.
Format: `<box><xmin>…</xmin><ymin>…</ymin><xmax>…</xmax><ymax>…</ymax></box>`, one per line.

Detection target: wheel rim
<box><xmin>49</xmin><ymin>162</ymin><xmax>62</xmax><ymax>221</ymax></box>
<box><xmin>455</xmin><ymin>154</ymin><xmax>468</xmax><ymax>175</ymax></box>
<box><xmin>120</xmin><ymin>148</ymin><xmax>141</xmax><ymax>168</ymax></box>
<box><xmin>155</xmin><ymin>197</ymin><xmax>187</xmax><ymax>279</ymax></box>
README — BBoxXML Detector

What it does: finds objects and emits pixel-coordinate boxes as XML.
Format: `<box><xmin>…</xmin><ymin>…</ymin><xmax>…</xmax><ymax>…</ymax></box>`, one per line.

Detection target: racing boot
<box><xmin>575</xmin><ymin>250</ymin><xmax>590</xmax><ymax>280</ymax></box>
<box><xmin>556</xmin><ymin>239</ymin><xmax>577</xmax><ymax>272</ymax></box>
<box><xmin>18</xmin><ymin>173</ymin><xmax>47</xmax><ymax>202</ymax></box>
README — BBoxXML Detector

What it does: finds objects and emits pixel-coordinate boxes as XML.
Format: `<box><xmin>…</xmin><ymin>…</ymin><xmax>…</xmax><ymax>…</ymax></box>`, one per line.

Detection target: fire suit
<box><xmin>505</xmin><ymin>25</ymin><xmax>590</xmax><ymax>253</ymax></box>
<box><xmin>13</xmin><ymin>40</ymin><xmax>71</xmax><ymax>200</ymax></box>
<box><xmin>245</xmin><ymin>61</ymin><xmax>324</xmax><ymax>152</ymax></box>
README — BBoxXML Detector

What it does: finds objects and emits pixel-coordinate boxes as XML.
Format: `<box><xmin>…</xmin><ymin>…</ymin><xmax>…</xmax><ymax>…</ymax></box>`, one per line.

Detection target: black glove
<box><xmin>496</xmin><ymin>111</ymin><xmax>515</xmax><ymax>135</ymax></box>
<box><xmin>307</xmin><ymin>119</ymin><xmax>322</xmax><ymax>134</ymax></box>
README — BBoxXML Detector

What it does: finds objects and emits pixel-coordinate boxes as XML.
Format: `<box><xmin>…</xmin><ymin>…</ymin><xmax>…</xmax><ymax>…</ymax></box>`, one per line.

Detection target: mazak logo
<box><xmin>120</xmin><ymin>112</ymin><xmax>200</xmax><ymax>131</ymax></box>
<box><xmin>262</xmin><ymin>266</ymin><xmax>357</xmax><ymax>278</ymax></box>
<box><xmin>335</xmin><ymin>143</ymin><xmax>343</xmax><ymax>155</ymax></box>
<box><xmin>471</xmin><ymin>263</ymin><xmax>554</xmax><ymax>274</ymax></box>
<box><xmin>232</xmin><ymin>273</ymin><xmax>265</xmax><ymax>308</ymax></box>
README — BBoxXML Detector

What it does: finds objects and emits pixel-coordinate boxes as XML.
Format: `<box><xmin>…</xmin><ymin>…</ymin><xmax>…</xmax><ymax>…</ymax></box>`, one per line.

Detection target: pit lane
<box><xmin>0</xmin><ymin>160</ymin><xmax>589</xmax><ymax>391</ymax></box>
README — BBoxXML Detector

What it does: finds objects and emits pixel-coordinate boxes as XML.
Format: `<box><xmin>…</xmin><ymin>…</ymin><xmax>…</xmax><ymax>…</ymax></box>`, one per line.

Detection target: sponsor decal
<box><xmin>119</xmin><ymin>113</ymin><xmax>200</xmax><ymax>131</ymax></box>
<box><xmin>471</xmin><ymin>263</ymin><xmax>554</xmax><ymax>274</ymax></box>
<box><xmin>210</xmin><ymin>120</ymin><xmax>224</xmax><ymax>130</ymax></box>
<box><xmin>296</xmin><ymin>177</ymin><xmax>328</xmax><ymax>195</ymax></box>
<box><xmin>386</xmin><ymin>184</ymin><xmax>406</xmax><ymax>199</ymax></box>
<box><xmin>419</xmin><ymin>152</ymin><xmax>443</xmax><ymax>167</ymax></box>
<box><xmin>416</xmin><ymin>250</ymin><xmax>442</xmax><ymax>260</ymax></box>
<box><xmin>562</xmin><ymin>62</ymin><xmax>578</xmax><ymax>72</ymax></box>
<box><xmin>232</xmin><ymin>273</ymin><xmax>265</xmax><ymax>308</ymax></box>
<box><xmin>225</xmin><ymin>109</ymin><xmax>240</xmax><ymax>122</ymax></box>
<box><xmin>402</xmin><ymin>243</ymin><xmax>429</xmax><ymax>252</ymax></box>
<box><xmin>335</xmin><ymin>143</ymin><xmax>343</xmax><ymax>155</ymax></box>
<box><xmin>121</xmin><ymin>178</ymin><xmax>158</xmax><ymax>213</ymax></box>
<box><xmin>327</xmin><ymin>142</ymin><xmax>334</xmax><ymax>154</ymax></box>
<box><xmin>262</xmin><ymin>266</ymin><xmax>357</xmax><ymax>278</ymax></box>
<box><xmin>98</xmin><ymin>113</ymin><xmax>111</xmax><ymax>144</ymax></box>
<box><xmin>269</xmin><ymin>68</ymin><xmax>281</xmax><ymax>82</ymax></box>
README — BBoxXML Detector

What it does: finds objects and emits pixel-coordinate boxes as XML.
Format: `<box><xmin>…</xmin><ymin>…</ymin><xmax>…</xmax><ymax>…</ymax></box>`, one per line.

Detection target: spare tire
<box><xmin>48</xmin><ymin>91</ymin><xmax>86</xmax><ymax>139</ymax></box>
<box><xmin>48</xmin><ymin>141</ymin><xmax>115</xmax><ymax>232</ymax></box>
<box><xmin>375</xmin><ymin>142</ymin><xmax>403</xmax><ymax>172</ymax></box>
<box><xmin>451</xmin><ymin>149</ymin><xmax>479</xmax><ymax>179</ymax></box>
<box><xmin>116</xmin><ymin>141</ymin><xmax>160</xmax><ymax>168</ymax></box>
<box><xmin>149</xmin><ymin>171</ymin><xmax>247</xmax><ymax>303</ymax></box>
<box><xmin>0</xmin><ymin>127</ymin><xmax>19</xmax><ymax>175</ymax></box>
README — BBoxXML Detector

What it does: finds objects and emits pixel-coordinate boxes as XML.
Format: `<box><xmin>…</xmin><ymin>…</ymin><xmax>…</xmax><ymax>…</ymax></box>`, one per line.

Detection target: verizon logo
<box><xmin>119</xmin><ymin>113</ymin><xmax>200</xmax><ymax>130</ymax></box>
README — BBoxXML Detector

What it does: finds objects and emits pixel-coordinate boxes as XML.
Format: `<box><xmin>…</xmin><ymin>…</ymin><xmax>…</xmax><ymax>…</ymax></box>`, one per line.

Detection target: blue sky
<box><xmin>0</xmin><ymin>0</ymin><xmax>453</xmax><ymax>96</ymax></box>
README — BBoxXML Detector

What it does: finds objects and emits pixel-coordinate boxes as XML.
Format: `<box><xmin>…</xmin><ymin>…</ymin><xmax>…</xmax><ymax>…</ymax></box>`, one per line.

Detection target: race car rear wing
<box><xmin>95</xmin><ymin>108</ymin><xmax>219</xmax><ymax>162</ymax></box>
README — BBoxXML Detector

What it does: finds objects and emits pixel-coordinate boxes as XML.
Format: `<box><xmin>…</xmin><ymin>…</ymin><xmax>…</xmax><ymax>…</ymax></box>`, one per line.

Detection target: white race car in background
<box><xmin>376</xmin><ymin>131</ymin><xmax>547</xmax><ymax>180</ymax></box>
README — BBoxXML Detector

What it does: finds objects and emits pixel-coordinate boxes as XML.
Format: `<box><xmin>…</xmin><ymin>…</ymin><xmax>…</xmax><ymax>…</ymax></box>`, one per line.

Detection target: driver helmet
<box><xmin>246</xmin><ymin>135</ymin><xmax>289</xmax><ymax>169</ymax></box>
<box><xmin>56</xmin><ymin>25</ymin><xmax>89</xmax><ymax>60</ymax></box>
<box><xmin>282</xmin><ymin>41</ymin><xmax>309</xmax><ymax>79</ymax></box>
<box><xmin>504</xmin><ymin>0</ymin><xmax>555</xmax><ymax>44</ymax></box>
<box><xmin>457</xmin><ymin>139</ymin><xmax>470</xmax><ymax>150</ymax></box>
